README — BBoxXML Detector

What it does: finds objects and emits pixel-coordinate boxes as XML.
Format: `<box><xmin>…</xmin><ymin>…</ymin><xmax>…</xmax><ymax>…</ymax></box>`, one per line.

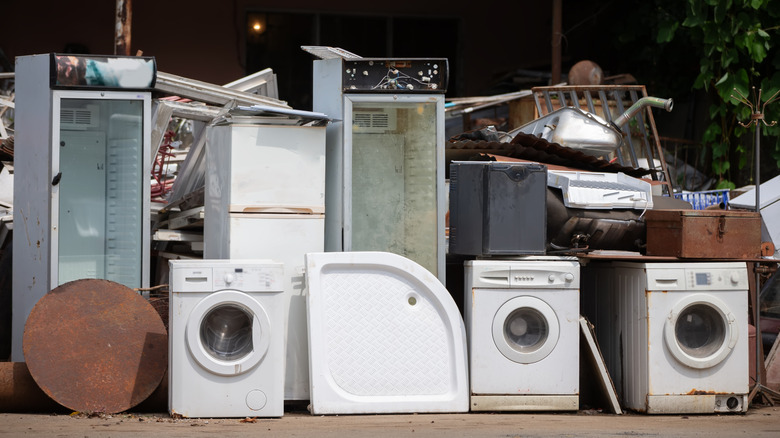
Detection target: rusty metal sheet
<box><xmin>23</xmin><ymin>279</ymin><xmax>167</xmax><ymax>414</ymax></box>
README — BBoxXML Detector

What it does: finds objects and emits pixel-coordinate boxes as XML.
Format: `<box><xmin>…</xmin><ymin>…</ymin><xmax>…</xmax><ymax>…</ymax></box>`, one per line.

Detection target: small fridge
<box><xmin>203</xmin><ymin>120</ymin><xmax>327</xmax><ymax>401</ymax></box>
<box><xmin>448</xmin><ymin>161</ymin><xmax>548</xmax><ymax>256</ymax></box>
<box><xmin>12</xmin><ymin>54</ymin><xmax>155</xmax><ymax>361</ymax></box>
<box><xmin>313</xmin><ymin>57</ymin><xmax>448</xmax><ymax>283</ymax></box>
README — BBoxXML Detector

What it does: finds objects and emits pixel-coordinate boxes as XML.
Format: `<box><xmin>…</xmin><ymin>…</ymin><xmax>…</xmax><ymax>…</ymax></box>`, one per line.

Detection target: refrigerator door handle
<box><xmin>238</xmin><ymin>206</ymin><xmax>324</xmax><ymax>214</ymax></box>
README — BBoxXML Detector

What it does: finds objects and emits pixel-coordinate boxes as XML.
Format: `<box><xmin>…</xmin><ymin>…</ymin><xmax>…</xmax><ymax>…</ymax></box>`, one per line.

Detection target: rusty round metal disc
<box><xmin>23</xmin><ymin>279</ymin><xmax>167</xmax><ymax>414</ymax></box>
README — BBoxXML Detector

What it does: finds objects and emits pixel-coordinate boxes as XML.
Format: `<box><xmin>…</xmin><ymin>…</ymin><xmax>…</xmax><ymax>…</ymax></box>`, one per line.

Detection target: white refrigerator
<box><xmin>204</xmin><ymin>122</ymin><xmax>326</xmax><ymax>401</ymax></box>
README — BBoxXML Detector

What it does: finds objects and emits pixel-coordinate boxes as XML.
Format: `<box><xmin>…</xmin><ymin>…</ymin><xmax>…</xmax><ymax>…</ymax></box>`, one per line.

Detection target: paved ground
<box><xmin>2</xmin><ymin>404</ymin><xmax>780</xmax><ymax>437</ymax></box>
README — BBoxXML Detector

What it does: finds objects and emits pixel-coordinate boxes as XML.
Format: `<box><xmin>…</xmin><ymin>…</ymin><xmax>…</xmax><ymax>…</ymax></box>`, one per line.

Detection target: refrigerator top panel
<box><xmin>340</xmin><ymin>58</ymin><xmax>448</xmax><ymax>93</ymax></box>
<box><xmin>50</xmin><ymin>53</ymin><xmax>157</xmax><ymax>90</ymax></box>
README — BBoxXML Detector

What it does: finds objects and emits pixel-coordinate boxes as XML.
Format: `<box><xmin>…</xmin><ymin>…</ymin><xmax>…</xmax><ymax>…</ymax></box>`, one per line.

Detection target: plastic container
<box><xmin>674</xmin><ymin>189</ymin><xmax>730</xmax><ymax>210</ymax></box>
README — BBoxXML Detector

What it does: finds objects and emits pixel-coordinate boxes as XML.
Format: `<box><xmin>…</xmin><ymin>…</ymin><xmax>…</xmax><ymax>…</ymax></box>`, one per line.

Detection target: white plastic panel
<box><xmin>547</xmin><ymin>170</ymin><xmax>652</xmax><ymax>210</ymax></box>
<box><xmin>305</xmin><ymin>251</ymin><xmax>468</xmax><ymax>414</ymax></box>
<box><xmin>729</xmin><ymin>174</ymin><xmax>780</xmax><ymax>259</ymax></box>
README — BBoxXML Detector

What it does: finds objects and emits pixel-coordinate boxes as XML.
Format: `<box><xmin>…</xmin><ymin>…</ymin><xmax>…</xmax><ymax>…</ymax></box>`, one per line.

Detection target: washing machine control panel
<box><xmin>213</xmin><ymin>265</ymin><xmax>284</xmax><ymax>291</ymax></box>
<box><xmin>685</xmin><ymin>269</ymin><xmax>747</xmax><ymax>290</ymax></box>
<box><xmin>467</xmin><ymin>261</ymin><xmax>580</xmax><ymax>289</ymax></box>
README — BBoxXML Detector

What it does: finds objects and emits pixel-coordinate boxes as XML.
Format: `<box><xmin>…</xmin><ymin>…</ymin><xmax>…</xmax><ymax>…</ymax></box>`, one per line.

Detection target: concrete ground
<box><xmin>2</xmin><ymin>404</ymin><xmax>780</xmax><ymax>438</ymax></box>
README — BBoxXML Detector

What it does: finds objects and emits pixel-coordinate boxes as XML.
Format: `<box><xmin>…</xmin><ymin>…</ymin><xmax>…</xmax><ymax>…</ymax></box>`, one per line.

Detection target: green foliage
<box><xmin>677</xmin><ymin>0</ymin><xmax>780</xmax><ymax>187</ymax></box>
<box><xmin>605</xmin><ymin>0</ymin><xmax>780</xmax><ymax>188</ymax></box>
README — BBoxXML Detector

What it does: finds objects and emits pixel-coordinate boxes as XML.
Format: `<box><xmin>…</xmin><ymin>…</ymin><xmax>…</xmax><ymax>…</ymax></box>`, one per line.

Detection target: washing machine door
<box><xmin>492</xmin><ymin>296</ymin><xmax>560</xmax><ymax>364</ymax></box>
<box><xmin>186</xmin><ymin>290</ymin><xmax>272</xmax><ymax>376</ymax></box>
<box><xmin>663</xmin><ymin>293</ymin><xmax>739</xmax><ymax>369</ymax></box>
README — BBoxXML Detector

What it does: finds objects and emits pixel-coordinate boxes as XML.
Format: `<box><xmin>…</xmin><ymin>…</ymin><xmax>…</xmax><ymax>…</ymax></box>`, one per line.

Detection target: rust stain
<box><xmin>686</xmin><ymin>389</ymin><xmax>716</xmax><ymax>395</ymax></box>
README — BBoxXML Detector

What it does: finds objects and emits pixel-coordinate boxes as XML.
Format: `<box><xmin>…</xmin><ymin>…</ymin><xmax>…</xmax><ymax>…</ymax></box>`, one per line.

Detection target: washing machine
<box><xmin>581</xmin><ymin>261</ymin><xmax>749</xmax><ymax>414</ymax></box>
<box><xmin>465</xmin><ymin>257</ymin><xmax>580</xmax><ymax>411</ymax></box>
<box><xmin>169</xmin><ymin>259</ymin><xmax>285</xmax><ymax>418</ymax></box>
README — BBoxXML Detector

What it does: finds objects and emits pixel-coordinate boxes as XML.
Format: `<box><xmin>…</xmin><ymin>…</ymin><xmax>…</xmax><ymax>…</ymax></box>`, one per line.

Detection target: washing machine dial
<box><xmin>564</xmin><ymin>272</ymin><xmax>574</xmax><ymax>283</ymax></box>
<box><xmin>224</xmin><ymin>273</ymin><xmax>235</xmax><ymax>285</ymax></box>
<box><xmin>730</xmin><ymin>272</ymin><xmax>740</xmax><ymax>284</ymax></box>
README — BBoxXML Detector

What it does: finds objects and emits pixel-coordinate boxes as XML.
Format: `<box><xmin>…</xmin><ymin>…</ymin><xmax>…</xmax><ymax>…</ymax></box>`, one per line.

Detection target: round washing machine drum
<box><xmin>664</xmin><ymin>294</ymin><xmax>739</xmax><ymax>369</ymax></box>
<box><xmin>186</xmin><ymin>290</ymin><xmax>271</xmax><ymax>376</ymax></box>
<box><xmin>492</xmin><ymin>296</ymin><xmax>560</xmax><ymax>364</ymax></box>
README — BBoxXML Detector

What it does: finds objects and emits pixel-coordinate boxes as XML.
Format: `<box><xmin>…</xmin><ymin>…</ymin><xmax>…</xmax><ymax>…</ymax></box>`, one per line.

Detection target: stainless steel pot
<box><xmin>507</xmin><ymin>97</ymin><xmax>673</xmax><ymax>158</ymax></box>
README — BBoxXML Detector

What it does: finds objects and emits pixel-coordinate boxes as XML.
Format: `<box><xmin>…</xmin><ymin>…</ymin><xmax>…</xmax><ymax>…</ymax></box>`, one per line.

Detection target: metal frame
<box><xmin>50</xmin><ymin>89</ymin><xmax>152</xmax><ymax>291</ymax></box>
<box><xmin>155</xmin><ymin>71</ymin><xmax>288</xmax><ymax>109</ymax></box>
<box><xmin>531</xmin><ymin>85</ymin><xmax>673</xmax><ymax>194</ymax></box>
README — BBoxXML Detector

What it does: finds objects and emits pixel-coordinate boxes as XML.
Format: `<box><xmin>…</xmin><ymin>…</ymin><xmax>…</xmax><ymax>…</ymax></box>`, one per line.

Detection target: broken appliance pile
<box><xmin>3</xmin><ymin>50</ymin><xmax>777</xmax><ymax>419</ymax></box>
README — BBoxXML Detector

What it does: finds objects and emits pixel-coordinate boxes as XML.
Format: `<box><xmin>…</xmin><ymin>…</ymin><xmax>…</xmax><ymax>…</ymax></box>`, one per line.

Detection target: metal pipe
<box><xmin>612</xmin><ymin>97</ymin><xmax>674</xmax><ymax>129</ymax></box>
<box><xmin>754</xmin><ymin>115</ymin><xmax>762</xmax><ymax>391</ymax></box>
<box><xmin>0</xmin><ymin>362</ymin><xmax>65</xmax><ymax>412</ymax></box>
<box><xmin>551</xmin><ymin>0</ymin><xmax>562</xmax><ymax>85</ymax></box>
<box><xmin>114</xmin><ymin>0</ymin><xmax>132</xmax><ymax>56</ymax></box>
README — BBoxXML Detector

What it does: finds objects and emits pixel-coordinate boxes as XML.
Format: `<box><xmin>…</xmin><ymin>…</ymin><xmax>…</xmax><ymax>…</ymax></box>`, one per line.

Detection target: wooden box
<box><xmin>645</xmin><ymin>209</ymin><xmax>761</xmax><ymax>259</ymax></box>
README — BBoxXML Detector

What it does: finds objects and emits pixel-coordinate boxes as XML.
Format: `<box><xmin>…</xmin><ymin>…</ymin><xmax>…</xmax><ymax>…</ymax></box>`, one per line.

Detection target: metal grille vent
<box><xmin>60</xmin><ymin>105</ymin><xmax>99</xmax><ymax>130</ymax></box>
<box><xmin>353</xmin><ymin>110</ymin><xmax>396</xmax><ymax>133</ymax></box>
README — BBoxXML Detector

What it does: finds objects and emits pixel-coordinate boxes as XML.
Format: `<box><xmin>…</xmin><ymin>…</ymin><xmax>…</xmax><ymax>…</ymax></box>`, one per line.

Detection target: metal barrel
<box><xmin>0</xmin><ymin>362</ymin><xmax>66</xmax><ymax>412</ymax></box>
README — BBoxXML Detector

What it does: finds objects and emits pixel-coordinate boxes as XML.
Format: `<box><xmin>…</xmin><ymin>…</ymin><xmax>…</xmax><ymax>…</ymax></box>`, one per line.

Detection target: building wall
<box><xmin>2</xmin><ymin>1</ymin><xmax>555</xmax><ymax>102</ymax></box>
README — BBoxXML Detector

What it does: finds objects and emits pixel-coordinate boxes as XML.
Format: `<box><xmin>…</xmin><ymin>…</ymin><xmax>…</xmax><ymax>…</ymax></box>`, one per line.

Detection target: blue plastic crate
<box><xmin>673</xmin><ymin>189</ymin><xmax>730</xmax><ymax>210</ymax></box>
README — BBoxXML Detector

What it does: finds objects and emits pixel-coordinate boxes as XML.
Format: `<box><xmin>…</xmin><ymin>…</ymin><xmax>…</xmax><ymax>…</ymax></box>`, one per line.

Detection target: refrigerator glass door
<box><xmin>344</xmin><ymin>95</ymin><xmax>443</xmax><ymax>279</ymax></box>
<box><xmin>53</xmin><ymin>92</ymin><xmax>146</xmax><ymax>288</ymax></box>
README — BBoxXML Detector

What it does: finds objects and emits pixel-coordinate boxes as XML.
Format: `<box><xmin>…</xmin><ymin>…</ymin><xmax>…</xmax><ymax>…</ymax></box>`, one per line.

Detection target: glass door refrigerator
<box><xmin>12</xmin><ymin>54</ymin><xmax>154</xmax><ymax>361</ymax></box>
<box><xmin>313</xmin><ymin>57</ymin><xmax>448</xmax><ymax>283</ymax></box>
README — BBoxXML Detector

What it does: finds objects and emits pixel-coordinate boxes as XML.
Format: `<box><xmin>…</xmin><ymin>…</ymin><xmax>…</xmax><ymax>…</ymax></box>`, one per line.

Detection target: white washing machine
<box><xmin>169</xmin><ymin>259</ymin><xmax>285</xmax><ymax>418</ymax></box>
<box><xmin>581</xmin><ymin>261</ymin><xmax>749</xmax><ymax>414</ymax></box>
<box><xmin>465</xmin><ymin>257</ymin><xmax>580</xmax><ymax>411</ymax></box>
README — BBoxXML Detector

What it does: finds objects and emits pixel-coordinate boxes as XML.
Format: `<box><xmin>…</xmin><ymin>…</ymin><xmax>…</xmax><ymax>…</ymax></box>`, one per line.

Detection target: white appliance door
<box><xmin>185</xmin><ymin>290</ymin><xmax>271</xmax><ymax>376</ymax></box>
<box><xmin>662</xmin><ymin>293</ymin><xmax>739</xmax><ymax>369</ymax></box>
<box><xmin>52</xmin><ymin>91</ymin><xmax>150</xmax><ymax>290</ymax></box>
<box><xmin>492</xmin><ymin>296</ymin><xmax>560</xmax><ymax>364</ymax></box>
<box><xmin>305</xmin><ymin>251</ymin><xmax>468</xmax><ymax>414</ymax></box>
